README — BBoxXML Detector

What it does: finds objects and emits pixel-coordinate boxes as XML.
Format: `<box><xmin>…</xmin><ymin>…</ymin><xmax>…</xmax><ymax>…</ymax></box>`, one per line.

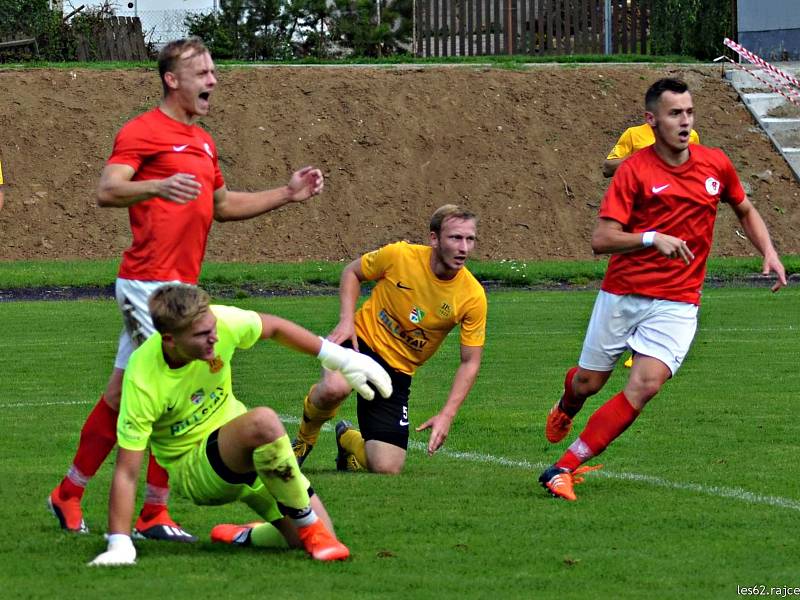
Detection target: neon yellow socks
<box><xmin>252</xmin><ymin>435</ymin><xmax>310</xmax><ymax>513</ymax></box>
<box><xmin>250</xmin><ymin>523</ymin><xmax>289</xmax><ymax>548</ymax></box>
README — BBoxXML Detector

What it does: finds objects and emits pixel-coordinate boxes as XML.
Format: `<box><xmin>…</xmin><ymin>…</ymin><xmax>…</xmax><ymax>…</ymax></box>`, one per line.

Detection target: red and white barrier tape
<box><xmin>716</xmin><ymin>54</ymin><xmax>800</xmax><ymax>107</ymax></box>
<box><xmin>724</xmin><ymin>37</ymin><xmax>800</xmax><ymax>89</ymax></box>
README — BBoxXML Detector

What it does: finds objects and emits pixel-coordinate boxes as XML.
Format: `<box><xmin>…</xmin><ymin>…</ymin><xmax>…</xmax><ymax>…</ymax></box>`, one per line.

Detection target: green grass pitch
<box><xmin>1</xmin><ymin>288</ymin><xmax>798</xmax><ymax>599</ymax></box>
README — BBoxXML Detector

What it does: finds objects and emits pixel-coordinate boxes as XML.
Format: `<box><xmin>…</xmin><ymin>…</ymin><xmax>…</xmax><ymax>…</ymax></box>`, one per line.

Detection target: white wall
<box><xmin>65</xmin><ymin>0</ymin><xmax>218</xmax><ymax>46</ymax></box>
<box><xmin>65</xmin><ymin>0</ymin><xmax>216</xmax><ymax>11</ymax></box>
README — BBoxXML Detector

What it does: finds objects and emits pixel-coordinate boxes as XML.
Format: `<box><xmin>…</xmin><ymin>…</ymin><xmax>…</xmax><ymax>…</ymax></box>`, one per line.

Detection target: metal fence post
<box><xmin>604</xmin><ymin>0</ymin><xmax>611</xmax><ymax>55</ymax></box>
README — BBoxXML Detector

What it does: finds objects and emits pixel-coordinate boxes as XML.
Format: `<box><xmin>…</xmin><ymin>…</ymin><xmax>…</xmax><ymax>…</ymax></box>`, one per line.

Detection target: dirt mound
<box><xmin>1</xmin><ymin>64</ymin><xmax>798</xmax><ymax>262</ymax></box>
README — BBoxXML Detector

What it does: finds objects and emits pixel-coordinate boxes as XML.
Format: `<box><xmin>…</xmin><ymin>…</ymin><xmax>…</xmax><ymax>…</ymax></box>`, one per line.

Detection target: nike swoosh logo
<box><xmin>651</xmin><ymin>184</ymin><xmax>670</xmax><ymax>194</ymax></box>
<box><xmin>166</xmin><ymin>404</ymin><xmax>176</xmax><ymax>411</ymax></box>
<box><xmin>173</xmin><ymin>145</ymin><xmax>188</xmax><ymax>152</ymax></box>
<box><xmin>399</xmin><ymin>420</ymin><xmax>409</xmax><ymax>426</ymax></box>
<box><xmin>396</xmin><ymin>282</ymin><xmax>413</xmax><ymax>290</ymax></box>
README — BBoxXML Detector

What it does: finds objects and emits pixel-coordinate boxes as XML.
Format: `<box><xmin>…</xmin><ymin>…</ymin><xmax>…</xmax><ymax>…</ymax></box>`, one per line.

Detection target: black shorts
<box><xmin>342</xmin><ymin>338</ymin><xmax>412</xmax><ymax>450</ymax></box>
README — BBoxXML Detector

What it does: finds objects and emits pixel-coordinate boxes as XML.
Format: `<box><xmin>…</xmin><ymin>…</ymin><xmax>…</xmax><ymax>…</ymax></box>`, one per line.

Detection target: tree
<box><xmin>329</xmin><ymin>0</ymin><xmax>411</xmax><ymax>57</ymax></box>
<box><xmin>649</xmin><ymin>0</ymin><xmax>734</xmax><ymax>60</ymax></box>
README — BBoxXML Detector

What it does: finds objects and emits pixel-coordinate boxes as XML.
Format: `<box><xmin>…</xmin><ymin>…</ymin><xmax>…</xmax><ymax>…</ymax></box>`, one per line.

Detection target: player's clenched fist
<box><xmin>286</xmin><ymin>166</ymin><xmax>324</xmax><ymax>202</ymax></box>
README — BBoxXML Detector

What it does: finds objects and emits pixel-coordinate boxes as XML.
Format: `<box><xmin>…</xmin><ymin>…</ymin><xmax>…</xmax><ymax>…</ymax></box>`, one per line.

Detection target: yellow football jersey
<box><xmin>355</xmin><ymin>241</ymin><xmax>487</xmax><ymax>376</ymax></box>
<box><xmin>0</xmin><ymin>160</ymin><xmax>4</xmax><ymax>185</ymax></box>
<box><xmin>606</xmin><ymin>123</ymin><xmax>700</xmax><ymax>160</ymax></box>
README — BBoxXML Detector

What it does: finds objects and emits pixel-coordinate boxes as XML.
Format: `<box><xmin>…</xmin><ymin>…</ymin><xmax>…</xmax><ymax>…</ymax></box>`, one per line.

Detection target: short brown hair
<box><xmin>429</xmin><ymin>204</ymin><xmax>478</xmax><ymax>235</ymax></box>
<box><xmin>157</xmin><ymin>37</ymin><xmax>209</xmax><ymax>96</ymax></box>
<box><xmin>645</xmin><ymin>78</ymin><xmax>689</xmax><ymax>112</ymax></box>
<box><xmin>148</xmin><ymin>284</ymin><xmax>210</xmax><ymax>334</ymax></box>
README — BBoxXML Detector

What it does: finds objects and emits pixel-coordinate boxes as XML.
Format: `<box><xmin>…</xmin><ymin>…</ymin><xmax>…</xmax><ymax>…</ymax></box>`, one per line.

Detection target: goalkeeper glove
<box><xmin>317</xmin><ymin>338</ymin><xmax>393</xmax><ymax>400</ymax></box>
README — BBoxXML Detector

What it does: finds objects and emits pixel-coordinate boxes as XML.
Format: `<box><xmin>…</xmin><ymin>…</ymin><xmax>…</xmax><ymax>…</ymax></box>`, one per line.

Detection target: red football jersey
<box><xmin>107</xmin><ymin>108</ymin><xmax>225</xmax><ymax>284</ymax></box>
<box><xmin>600</xmin><ymin>145</ymin><xmax>745</xmax><ymax>305</ymax></box>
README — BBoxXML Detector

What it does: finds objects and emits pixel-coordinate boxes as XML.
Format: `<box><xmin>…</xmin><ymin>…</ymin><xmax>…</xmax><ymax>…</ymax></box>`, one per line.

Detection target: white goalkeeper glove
<box><xmin>88</xmin><ymin>534</ymin><xmax>137</xmax><ymax>566</ymax></box>
<box><xmin>317</xmin><ymin>338</ymin><xmax>393</xmax><ymax>400</ymax></box>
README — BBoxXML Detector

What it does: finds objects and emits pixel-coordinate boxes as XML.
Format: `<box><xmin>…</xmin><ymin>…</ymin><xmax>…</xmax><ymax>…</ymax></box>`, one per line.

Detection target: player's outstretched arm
<box><xmin>416</xmin><ymin>345</ymin><xmax>483</xmax><ymax>456</ymax></box>
<box><xmin>731</xmin><ymin>198</ymin><xmax>787</xmax><ymax>292</ymax></box>
<box><xmin>88</xmin><ymin>448</ymin><xmax>144</xmax><ymax>566</ymax></box>
<box><xmin>213</xmin><ymin>166</ymin><xmax>323</xmax><ymax>222</ymax></box>
<box><xmin>258</xmin><ymin>314</ymin><xmax>392</xmax><ymax>400</ymax></box>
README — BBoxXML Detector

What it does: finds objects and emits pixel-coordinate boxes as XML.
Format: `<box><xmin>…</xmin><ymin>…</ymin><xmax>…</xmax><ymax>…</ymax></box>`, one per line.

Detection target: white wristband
<box><xmin>642</xmin><ymin>231</ymin><xmax>656</xmax><ymax>247</ymax></box>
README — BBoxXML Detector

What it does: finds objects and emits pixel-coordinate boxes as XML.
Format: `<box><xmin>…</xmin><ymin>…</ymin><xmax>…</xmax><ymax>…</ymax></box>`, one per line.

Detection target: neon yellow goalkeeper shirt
<box><xmin>117</xmin><ymin>304</ymin><xmax>262</xmax><ymax>467</ymax></box>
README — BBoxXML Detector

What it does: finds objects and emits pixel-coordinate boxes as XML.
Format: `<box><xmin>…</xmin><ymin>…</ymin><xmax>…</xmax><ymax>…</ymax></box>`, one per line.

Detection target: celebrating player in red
<box><xmin>540</xmin><ymin>78</ymin><xmax>787</xmax><ymax>501</ymax></box>
<box><xmin>48</xmin><ymin>37</ymin><xmax>324</xmax><ymax>540</ymax></box>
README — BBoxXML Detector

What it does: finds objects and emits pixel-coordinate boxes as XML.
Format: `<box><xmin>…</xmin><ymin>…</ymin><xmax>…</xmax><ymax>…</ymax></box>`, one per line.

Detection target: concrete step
<box><xmin>726</xmin><ymin>65</ymin><xmax>800</xmax><ymax>182</ymax></box>
<box><xmin>740</xmin><ymin>92</ymin><xmax>787</xmax><ymax>116</ymax></box>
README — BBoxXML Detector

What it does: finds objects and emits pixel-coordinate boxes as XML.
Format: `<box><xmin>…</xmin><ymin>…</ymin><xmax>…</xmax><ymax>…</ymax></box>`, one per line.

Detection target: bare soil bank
<box><xmin>1</xmin><ymin>65</ymin><xmax>798</xmax><ymax>263</ymax></box>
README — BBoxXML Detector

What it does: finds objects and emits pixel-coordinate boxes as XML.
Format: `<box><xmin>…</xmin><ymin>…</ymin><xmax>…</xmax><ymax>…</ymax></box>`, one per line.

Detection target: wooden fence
<box><xmin>75</xmin><ymin>17</ymin><xmax>149</xmax><ymax>61</ymax></box>
<box><xmin>414</xmin><ymin>0</ymin><xmax>650</xmax><ymax>57</ymax></box>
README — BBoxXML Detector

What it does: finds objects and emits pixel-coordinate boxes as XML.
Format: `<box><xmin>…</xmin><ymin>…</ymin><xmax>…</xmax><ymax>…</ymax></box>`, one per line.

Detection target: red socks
<box><xmin>59</xmin><ymin>395</ymin><xmax>172</xmax><ymax>514</ymax></box>
<box><xmin>559</xmin><ymin>366</ymin><xmax>585</xmax><ymax>417</ymax></box>
<box><xmin>556</xmin><ymin>391</ymin><xmax>640</xmax><ymax>471</ymax></box>
<box><xmin>59</xmin><ymin>396</ymin><xmax>119</xmax><ymax>500</ymax></box>
<box><xmin>141</xmin><ymin>454</ymin><xmax>170</xmax><ymax>519</ymax></box>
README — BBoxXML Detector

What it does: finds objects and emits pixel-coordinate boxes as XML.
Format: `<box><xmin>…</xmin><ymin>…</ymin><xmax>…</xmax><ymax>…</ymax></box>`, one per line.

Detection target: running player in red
<box><xmin>291</xmin><ymin>205</ymin><xmax>487</xmax><ymax>474</ymax></box>
<box><xmin>48</xmin><ymin>37</ymin><xmax>324</xmax><ymax>539</ymax></box>
<box><xmin>540</xmin><ymin>78</ymin><xmax>787</xmax><ymax>501</ymax></box>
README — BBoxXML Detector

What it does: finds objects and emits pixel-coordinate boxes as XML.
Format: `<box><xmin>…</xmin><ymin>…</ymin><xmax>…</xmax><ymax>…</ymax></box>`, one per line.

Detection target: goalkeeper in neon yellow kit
<box><xmin>90</xmin><ymin>284</ymin><xmax>392</xmax><ymax>566</ymax></box>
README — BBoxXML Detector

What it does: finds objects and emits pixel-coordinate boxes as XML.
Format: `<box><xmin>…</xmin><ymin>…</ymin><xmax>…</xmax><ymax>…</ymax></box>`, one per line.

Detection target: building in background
<box><xmin>63</xmin><ymin>0</ymin><xmax>217</xmax><ymax>46</ymax></box>
<box><xmin>738</xmin><ymin>0</ymin><xmax>800</xmax><ymax>61</ymax></box>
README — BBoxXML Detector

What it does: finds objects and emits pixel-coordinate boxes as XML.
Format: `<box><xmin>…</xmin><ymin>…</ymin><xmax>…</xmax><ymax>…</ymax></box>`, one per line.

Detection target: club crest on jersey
<box><xmin>190</xmin><ymin>389</ymin><xmax>204</xmax><ymax>405</ymax></box>
<box><xmin>409</xmin><ymin>306</ymin><xmax>425</xmax><ymax>324</ymax></box>
<box><xmin>207</xmin><ymin>356</ymin><xmax>224</xmax><ymax>373</ymax></box>
<box><xmin>437</xmin><ymin>302</ymin><xmax>452</xmax><ymax>319</ymax></box>
<box><xmin>705</xmin><ymin>177</ymin><xmax>721</xmax><ymax>195</ymax></box>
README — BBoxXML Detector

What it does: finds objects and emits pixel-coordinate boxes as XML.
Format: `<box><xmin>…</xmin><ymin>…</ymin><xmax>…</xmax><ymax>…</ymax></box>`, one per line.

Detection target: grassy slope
<box><xmin>0</xmin><ymin>256</ymin><xmax>798</xmax><ymax>291</ymax></box>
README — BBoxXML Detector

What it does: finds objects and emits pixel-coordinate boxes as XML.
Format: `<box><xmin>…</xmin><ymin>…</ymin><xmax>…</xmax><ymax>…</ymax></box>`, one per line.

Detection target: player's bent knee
<box><xmin>246</xmin><ymin>406</ymin><xmax>285</xmax><ymax>442</ymax></box>
<box><xmin>368</xmin><ymin>462</ymin><xmax>404</xmax><ymax>475</ymax></box>
<box><xmin>315</xmin><ymin>380</ymin><xmax>351</xmax><ymax>407</ymax></box>
<box><xmin>365</xmin><ymin>441</ymin><xmax>406</xmax><ymax>475</ymax></box>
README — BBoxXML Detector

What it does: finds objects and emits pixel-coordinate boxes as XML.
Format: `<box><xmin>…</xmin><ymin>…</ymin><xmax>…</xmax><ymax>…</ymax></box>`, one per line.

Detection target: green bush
<box><xmin>650</xmin><ymin>0</ymin><xmax>734</xmax><ymax>60</ymax></box>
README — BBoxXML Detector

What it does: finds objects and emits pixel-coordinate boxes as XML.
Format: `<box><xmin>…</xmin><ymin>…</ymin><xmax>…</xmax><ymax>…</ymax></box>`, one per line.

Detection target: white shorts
<box><xmin>578</xmin><ymin>290</ymin><xmax>698</xmax><ymax>376</ymax></box>
<box><xmin>113</xmin><ymin>278</ymin><xmax>182</xmax><ymax>369</ymax></box>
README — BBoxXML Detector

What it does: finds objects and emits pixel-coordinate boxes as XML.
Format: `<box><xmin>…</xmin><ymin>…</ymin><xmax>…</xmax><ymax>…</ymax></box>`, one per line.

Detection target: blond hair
<box><xmin>148</xmin><ymin>284</ymin><xmax>210</xmax><ymax>334</ymax></box>
<box><xmin>429</xmin><ymin>204</ymin><xmax>478</xmax><ymax>235</ymax></box>
<box><xmin>157</xmin><ymin>37</ymin><xmax>209</xmax><ymax>96</ymax></box>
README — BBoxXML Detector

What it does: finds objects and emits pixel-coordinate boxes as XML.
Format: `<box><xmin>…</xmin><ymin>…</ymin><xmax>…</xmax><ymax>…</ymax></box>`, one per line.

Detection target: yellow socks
<box><xmin>339</xmin><ymin>428</ymin><xmax>367</xmax><ymax>469</ymax></box>
<box><xmin>297</xmin><ymin>388</ymin><xmax>338</xmax><ymax>446</ymax></box>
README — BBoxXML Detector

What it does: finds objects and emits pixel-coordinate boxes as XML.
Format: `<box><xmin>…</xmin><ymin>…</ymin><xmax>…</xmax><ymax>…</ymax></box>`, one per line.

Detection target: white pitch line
<box><xmin>1</xmin><ymin>399</ymin><xmax>95</xmax><ymax>409</ymax></box>
<box><xmin>4</xmin><ymin>402</ymin><xmax>798</xmax><ymax>512</ymax></box>
<box><xmin>404</xmin><ymin>441</ymin><xmax>800</xmax><ymax>512</ymax></box>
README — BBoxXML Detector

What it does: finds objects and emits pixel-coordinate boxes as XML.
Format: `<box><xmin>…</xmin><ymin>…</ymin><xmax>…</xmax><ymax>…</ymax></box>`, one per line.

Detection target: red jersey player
<box><xmin>48</xmin><ymin>37</ymin><xmax>324</xmax><ymax>539</ymax></box>
<box><xmin>539</xmin><ymin>78</ymin><xmax>787</xmax><ymax>501</ymax></box>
